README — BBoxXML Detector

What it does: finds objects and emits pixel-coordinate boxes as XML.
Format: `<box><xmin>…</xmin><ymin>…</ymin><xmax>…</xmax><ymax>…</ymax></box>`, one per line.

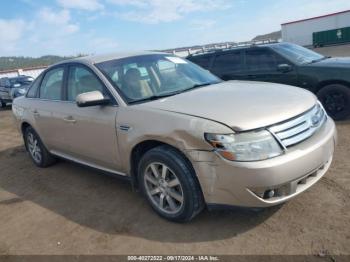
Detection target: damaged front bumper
<box><xmin>188</xmin><ymin>117</ymin><xmax>337</xmax><ymax>208</ymax></box>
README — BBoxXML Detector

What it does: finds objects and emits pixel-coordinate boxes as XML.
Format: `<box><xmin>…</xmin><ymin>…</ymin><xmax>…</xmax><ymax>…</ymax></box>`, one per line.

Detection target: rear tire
<box><xmin>138</xmin><ymin>145</ymin><xmax>204</xmax><ymax>222</ymax></box>
<box><xmin>24</xmin><ymin>126</ymin><xmax>56</xmax><ymax>167</ymax></box>
<box><xmin>317</xmin><ymin>84</ymin><xmax>350</xmax><ymax>120</ymax></box>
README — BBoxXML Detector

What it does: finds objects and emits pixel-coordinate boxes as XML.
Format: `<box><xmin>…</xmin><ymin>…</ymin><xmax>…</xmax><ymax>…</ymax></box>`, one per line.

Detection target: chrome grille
<box><xmin>269</xmin><ymin>103</ymin><xmax>327</xmax><ymax>148</ymax></box>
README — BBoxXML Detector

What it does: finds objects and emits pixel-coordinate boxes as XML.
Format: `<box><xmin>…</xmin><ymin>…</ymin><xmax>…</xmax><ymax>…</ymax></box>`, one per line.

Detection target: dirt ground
<box><xmin>0</xmin><ymin>107</ymin><xmax>349</xmax><ymax>256</ymax></box>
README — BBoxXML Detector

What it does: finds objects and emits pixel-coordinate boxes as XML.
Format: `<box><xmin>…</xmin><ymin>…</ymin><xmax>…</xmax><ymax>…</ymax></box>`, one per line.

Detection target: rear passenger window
<box><xmin>190</xmin><ymin>56</ymin><xmax>212</xmax><ymax>69</ymax></box>
<box><xmin>245</xmin><ymin>49</ymin><xmax>282</xmax><ymax>71</ymax></box>
<box><xmin>40</xmin><ymin>68</ymin><xmax>64</xmax><ymax>100</ymax></box>
<box><xmin>213</xmin><ymin>52</ymin><xmax>242</xmax><ymax>72</ymax></box>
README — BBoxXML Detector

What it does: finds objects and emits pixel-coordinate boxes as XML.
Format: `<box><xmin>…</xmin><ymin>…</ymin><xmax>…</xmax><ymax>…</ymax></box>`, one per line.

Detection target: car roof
<box><xmin>57</xmin><ymin>51</ymin><xmax>168</xmax><ymax>65</ymax></box>
<box><xmin>188</xmin><ymin>43</ymin><xmax>282</xmax><ymax>58</ymax></box>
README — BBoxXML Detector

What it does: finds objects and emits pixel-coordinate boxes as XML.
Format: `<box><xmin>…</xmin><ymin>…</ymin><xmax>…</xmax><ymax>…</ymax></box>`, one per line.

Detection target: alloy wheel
<box><xmin>143</xmin><ymin>162</ymin><xmax>184</xmax><ymax>214</ymax></box>
<box><xmin>324</xmin><ymin>92</ymin><xmax>345</xmax><ymax>113</ymax></box>
<box><xmin>27</xmin><ymin>132</ymin><xmax>42</xmax><ymax>164</ymax></box>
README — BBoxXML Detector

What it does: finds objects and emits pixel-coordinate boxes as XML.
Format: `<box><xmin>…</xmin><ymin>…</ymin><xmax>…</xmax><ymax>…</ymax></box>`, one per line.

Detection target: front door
<box><xmin>34</xmin><ymin>66</ymin><xmax>68</xmax><ymax>153</ymax></box>
<box><xmin>243</xmin><ymin>48</ymin><xmax>299</xmax><ymax>86</ymax></box>
<box><xmin>58</xmin><ymin>64</ymin><xmax>121</xmax><ymax>171</ymax></box>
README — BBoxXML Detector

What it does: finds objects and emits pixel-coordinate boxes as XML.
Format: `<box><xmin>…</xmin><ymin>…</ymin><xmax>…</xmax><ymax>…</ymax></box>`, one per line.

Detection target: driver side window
<box><xmin>67</xmin><ymin>66</ymin><xmax>105</xmax><ymax>101</ymax></box>
<box><xmin>245</xmin><ymin>49</ymin><xmax>285</xmax><ymax>71</ymax></box>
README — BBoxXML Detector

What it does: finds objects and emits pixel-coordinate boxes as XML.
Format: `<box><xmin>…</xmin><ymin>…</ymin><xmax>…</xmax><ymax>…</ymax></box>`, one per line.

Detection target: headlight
<box><xmin>205</xmin><ymin>130</ymin><xmax>283</xmax><ymax>161</ymax></box>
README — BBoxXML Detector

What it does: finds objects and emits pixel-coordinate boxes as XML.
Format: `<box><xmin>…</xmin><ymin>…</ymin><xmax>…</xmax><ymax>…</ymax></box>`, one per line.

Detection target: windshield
<box><xmin>271</xmin><ymin>43</ymin><xmax>326</xmax><ymax>64</ymax></box>
<box><xmin>96</xmin><ymin>54</ymin><xmax>221</xmax><ymax>104</ymax></box>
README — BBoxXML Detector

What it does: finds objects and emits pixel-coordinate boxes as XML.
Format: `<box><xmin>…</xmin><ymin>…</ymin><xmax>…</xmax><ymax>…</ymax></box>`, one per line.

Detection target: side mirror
<box><xmin>277</xmin><ymin>64</ymin><xmax>292</xmax><ymax>73</ymax></box>
<box><xmin>76</xmin><ymin>91</ymin><xmax>110</xmax><ymax>107</ymax></box>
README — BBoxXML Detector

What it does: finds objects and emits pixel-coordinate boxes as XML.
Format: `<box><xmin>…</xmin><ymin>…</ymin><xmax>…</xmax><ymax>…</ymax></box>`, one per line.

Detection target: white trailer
<box><xmin>281</xmin><ymin>10</ymin><xmax>350</xmax><ymax>46</ymax></box>
<box><xmin>0</xmin><ymin>67</ymin><xmax>46</xmax><ymax>79</ymax></box>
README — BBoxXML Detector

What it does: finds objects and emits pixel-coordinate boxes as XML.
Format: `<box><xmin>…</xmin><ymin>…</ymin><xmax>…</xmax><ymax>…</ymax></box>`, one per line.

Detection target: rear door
<box><xmin>210</xmin><ymin>50</ymin><xmax>245</xmax><ymax>80</ymax></box>
<box><xmin>243</xmin><ymin>48</ymin><xmax>298</xmax><ymax>86</ymax></box>
<box><xmin>33</xmin><ymin>66</ymin><xmax>68</xmax><ymax>153</ymax></box>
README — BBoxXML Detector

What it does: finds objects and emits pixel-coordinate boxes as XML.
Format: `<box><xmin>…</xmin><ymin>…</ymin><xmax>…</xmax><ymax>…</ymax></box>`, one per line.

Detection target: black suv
<box><xmin>187</xmin><ymin>42</ymin><xmax>350</xmax><ymax>120</ymax></box>
<box><xmin>0</xmin><ymin>75</ymin><xmax>34</xmax><ymax>107</ymax></box>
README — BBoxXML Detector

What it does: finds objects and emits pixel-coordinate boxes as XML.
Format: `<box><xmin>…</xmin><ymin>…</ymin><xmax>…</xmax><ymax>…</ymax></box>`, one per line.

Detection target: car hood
<box><xmin>308</xmin><ymin>57</ymin><xmax>350</xmax><ymax>68</ymax></box>
<box><xmin>143</xmin><ymin>81</ymin><xmax>317</xmax><ymax>131</ymax></box>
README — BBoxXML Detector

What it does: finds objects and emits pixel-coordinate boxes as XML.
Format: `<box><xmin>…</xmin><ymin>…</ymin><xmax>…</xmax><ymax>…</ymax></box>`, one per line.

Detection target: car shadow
<box><xmin>0</xmin><ymin>146</ymin><xmax>282</xmax><ymax>243</ymax></box>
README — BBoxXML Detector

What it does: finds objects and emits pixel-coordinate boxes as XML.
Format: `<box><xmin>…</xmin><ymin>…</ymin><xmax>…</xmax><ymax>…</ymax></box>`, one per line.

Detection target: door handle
<box><xmin>63</xmin><ymin>116</ymin><xmax>77</xmax><ymax>124</ymax></box>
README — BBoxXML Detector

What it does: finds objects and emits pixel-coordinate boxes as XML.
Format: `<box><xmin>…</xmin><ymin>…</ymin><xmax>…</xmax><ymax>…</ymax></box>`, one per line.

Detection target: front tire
<box><xmin>317</xmin><ymin>84</ymin><xmax>350</xmax><ymax>120</ymax></box>
<box><xmin>139</xmin><ymin>145</ymin><xmax>204</xmax><ymax>222</ymax></box>
<box><xmin>24</xmin><ymin>127</ymin><xmax>56</xmax><ymax>167</ymax></box>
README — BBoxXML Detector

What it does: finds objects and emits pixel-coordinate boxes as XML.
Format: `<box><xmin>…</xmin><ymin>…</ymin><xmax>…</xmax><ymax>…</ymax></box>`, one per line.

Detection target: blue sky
<box><xmin>0</xmin><ymin>0</ymin><xmax>350</xmax><ymax>57</ymax></box>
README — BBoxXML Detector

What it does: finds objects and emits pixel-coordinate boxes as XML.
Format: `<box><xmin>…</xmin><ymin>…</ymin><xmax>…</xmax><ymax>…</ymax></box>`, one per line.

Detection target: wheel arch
<box><xmin>129</xmin><ymin>139</ymin><xmax>200</xmax><ymax>192</ymax></box>
<box><xmin>21</xmin><ymin>121</ymin><xmax>32</xmax><ymax>135</ymax></box>
<box><xmin>316</xmin><ymin>80</ymin><xmax>350</xmax><ymax>93</ymax></box>
<box><xmin>21</xmin><ymin>122</ymin><xmax>34</xmax><ymax>150</ymax></box>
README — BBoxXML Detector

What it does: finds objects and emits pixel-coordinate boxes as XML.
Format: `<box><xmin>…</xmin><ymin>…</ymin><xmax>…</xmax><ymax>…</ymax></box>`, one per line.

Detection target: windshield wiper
<box><xmin>308</xmin><ymin>56</ymin><xmax>328</xmax><ymax>64</ymax></box>
<box><xmin>161</xmin><ymin>82</ymin><xmax>214</xmax><ymax>96</ymax></box>
<box><xmin>128</xmin><ymin>82</ymin><xmax>215</xmax><ymax>104</ymax></box>
<box><xmin>187</xmin><ymin>82</ymin><xmax>213</xmax><ymax>90</ymax></box>
<box><xmin>128</xmin><ymin>92</ymin><xmax>179</xmax><ymax>104</ymax></box>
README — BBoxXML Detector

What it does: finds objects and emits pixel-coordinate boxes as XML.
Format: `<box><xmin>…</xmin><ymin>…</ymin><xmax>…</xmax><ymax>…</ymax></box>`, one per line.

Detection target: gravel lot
<box><xmin>0</xmin><ymin>106</ymin><xmax>349</xmax><ymax>256</ymax></box>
